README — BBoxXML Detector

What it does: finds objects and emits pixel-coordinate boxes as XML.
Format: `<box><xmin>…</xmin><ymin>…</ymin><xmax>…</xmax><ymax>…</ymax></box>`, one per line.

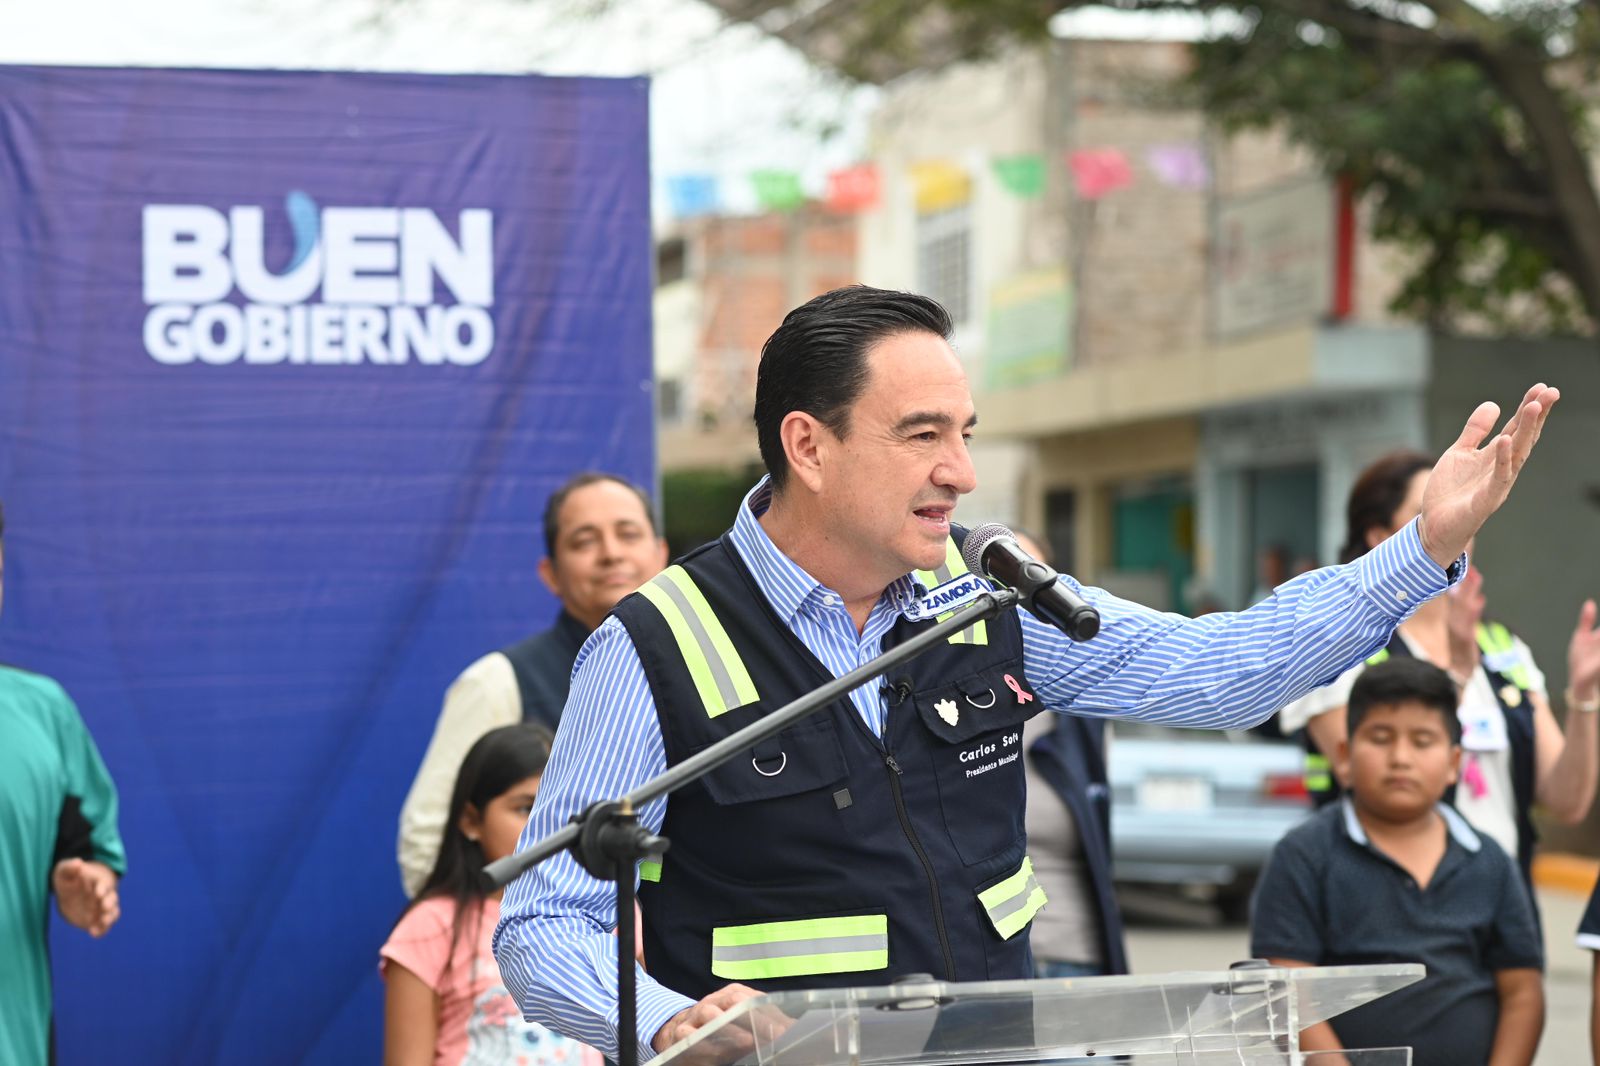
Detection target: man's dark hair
<box><xmin>1347</xmin><ymin>657</ymin><xmax>1462</xmax><ymax>744</ymax></box>
<box><xmin>753</xmin><ymin>286</ymin><xmax>953</xmax><ymax>492</ymax></box>
<box><xmin>541</xmin><ymin>472</ymin><xmax>656</xmax><ymax>558</ymax></box>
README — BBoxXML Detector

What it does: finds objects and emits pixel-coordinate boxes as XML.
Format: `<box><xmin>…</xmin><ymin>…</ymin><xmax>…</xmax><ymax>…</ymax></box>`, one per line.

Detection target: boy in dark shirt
<box><xmin>1250</xmin><ymin>657</ymin><xmax>1544</xmax><ymax>1066</ymax></box>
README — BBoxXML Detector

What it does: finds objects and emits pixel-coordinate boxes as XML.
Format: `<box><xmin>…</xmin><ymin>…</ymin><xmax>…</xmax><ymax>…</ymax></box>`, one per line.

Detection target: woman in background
<box><xmin>1280</xmin><ymin>449</ymin><xmax>1600</xmax><ymax>886</ymax></box>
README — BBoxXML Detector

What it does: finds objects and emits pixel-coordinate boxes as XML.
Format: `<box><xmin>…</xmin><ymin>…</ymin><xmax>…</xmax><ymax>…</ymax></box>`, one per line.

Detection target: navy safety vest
<box><xmin>500</xmin><ymin>611</ymin><xmax>591</xmax><ymax>732</ymax></box>
<box><xmin>1301</xmin><ymin>621</ymin><xmax>1538</xmax><ymax>880</ymax></box>
<box><xmin>611</xmin><ymin>528</ymin><xmax>1048</xmax><ymax>1001</ymax></box>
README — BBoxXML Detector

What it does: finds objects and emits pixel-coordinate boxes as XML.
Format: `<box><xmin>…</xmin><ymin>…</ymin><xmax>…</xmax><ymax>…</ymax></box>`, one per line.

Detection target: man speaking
<box><xmin>494</xmin><ymin>286</ymin><xmax>1558</xmax><ymax>1062</ymax></box>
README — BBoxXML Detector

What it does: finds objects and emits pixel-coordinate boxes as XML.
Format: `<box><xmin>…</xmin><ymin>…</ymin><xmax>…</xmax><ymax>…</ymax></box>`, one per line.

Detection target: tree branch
<box><xmin>1455</xmin><ymin>188</ymin><xmax>1559</xmax><ymax>217</ymax></box>
<box><xmin>1408</xmin><ymin>0</ymin><xmax>1509</xmax><ymax>41</ymax></box>
<box><xmin>1267</xmin><ymin>0</ymin><xmax>1478</xmax><ymax>54</ymax></box>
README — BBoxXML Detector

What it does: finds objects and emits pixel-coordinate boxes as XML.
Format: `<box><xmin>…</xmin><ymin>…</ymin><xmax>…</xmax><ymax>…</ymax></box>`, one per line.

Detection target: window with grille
<box><xmin>916</xmin><ymin>204</ymin><xmax>972</xmax><ymax>326</ymax></box>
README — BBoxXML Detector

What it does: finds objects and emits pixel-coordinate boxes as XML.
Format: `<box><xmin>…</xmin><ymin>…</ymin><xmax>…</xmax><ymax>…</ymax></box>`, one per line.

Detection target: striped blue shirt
<box><xmin>493</xmin><ymin>477</ymin><xmax>1458</xmax><ymax>1061</ymax></box>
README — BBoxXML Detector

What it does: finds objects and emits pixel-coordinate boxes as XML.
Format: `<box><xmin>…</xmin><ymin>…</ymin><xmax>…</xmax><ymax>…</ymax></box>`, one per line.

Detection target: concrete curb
<box><xmin>1533</xmin><ymin>852</ymin><xmax>1600</xmax><ymax>897</ymax></box>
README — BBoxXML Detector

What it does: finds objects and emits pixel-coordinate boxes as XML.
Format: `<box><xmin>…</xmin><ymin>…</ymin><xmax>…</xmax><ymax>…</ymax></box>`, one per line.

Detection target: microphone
<box><xmin>961</xmin><ymin>524</ymin><xmax>1101</xmax><ymax>641</ymax></box>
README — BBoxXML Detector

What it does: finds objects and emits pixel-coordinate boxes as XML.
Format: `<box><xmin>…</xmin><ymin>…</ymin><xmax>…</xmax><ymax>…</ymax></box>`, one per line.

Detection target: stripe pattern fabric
<box><xmin>709</xmin><ymin>915</ymin><xmax>889</xmax><ymax>981</ymax></box>
<box><xmin>493</xmin><ymin>477</ymin><xmax>1461</xmax><ymax>1064</ymax></box>
<box><xmin>637</xmin><ymin>565</ymin><xmax>760</xmax><ymax>718</ymax></box>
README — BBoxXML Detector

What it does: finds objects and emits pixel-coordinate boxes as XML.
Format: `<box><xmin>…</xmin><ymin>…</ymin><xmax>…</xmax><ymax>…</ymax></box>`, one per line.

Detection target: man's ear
<box><xmin>537</xmin><ymin>556</ymin><xmax>559</xmax><ymax>595</ymax></box>
<box><xmin>780</xmin><ymin>411</ymin><xmax>829</xmax><ymax>494</ymax></box>
<box><xmin>1447</xmin><ymin>743</ymin><xmax>1462</xmax><ymax>786</ymax></box>
<box><xmin>651</xmin><ymin>537</ymin><xmax>670</xmax><ymax>570</ymax></box>
<box><xmin>1334</xmin><ymin>737</ymin><xmax>1353</xmax><ymax>785</ymax></box>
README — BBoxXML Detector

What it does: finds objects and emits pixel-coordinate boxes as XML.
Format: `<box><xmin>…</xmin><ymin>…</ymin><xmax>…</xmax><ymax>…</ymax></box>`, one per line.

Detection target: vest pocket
<box><xmin>914</xmin><ymin>664</ymin><xmax>1036</xmax><ymax>865</ymax></box>
<box><xmin>978</xmin><ymin>855</ymin><xmax>1048</xmax><ymax>940</ymax></box>
<box><xmin>696</xmin><ymin>715</ymin><xmax>849</xmax><ymax>805</ymax></box>
<box><xmin>710</xmin><ymin>913</ymin><xmax>890</xmax><ymax>981</ymax></box>
<box><xmin>913</xmin><ymin>664</ymin><xmax>1037</xmax><ymax>744</ymax></box>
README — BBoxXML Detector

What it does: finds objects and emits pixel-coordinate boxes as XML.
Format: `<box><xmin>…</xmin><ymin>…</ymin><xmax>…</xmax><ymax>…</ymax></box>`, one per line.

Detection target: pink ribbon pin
<box><xmin>1004</xmin><ymin>674</ymin><xmax>1034</xmax><ymax>704</ymax></box>
<box><xmin>1463</xmin><ymin>755</ymin><xmax>1488</xmax><ymax>800</ymax></box>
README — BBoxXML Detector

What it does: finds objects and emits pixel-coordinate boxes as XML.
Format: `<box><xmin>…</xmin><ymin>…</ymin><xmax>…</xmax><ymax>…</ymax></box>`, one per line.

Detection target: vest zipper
<box><xmin>881</xmin><ymin>750</ymin><xmax>958</xmax><ymax>980</ymax></box>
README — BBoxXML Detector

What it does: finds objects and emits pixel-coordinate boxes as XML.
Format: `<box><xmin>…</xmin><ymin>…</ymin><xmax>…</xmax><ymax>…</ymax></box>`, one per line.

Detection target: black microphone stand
<box><xmin>482</xmin><ymin>587</ymin><xmax>1021</xmax><ymax>1066</ymax></box>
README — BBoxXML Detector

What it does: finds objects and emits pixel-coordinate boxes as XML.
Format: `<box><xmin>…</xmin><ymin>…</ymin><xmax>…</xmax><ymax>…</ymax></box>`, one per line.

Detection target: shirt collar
<box><xmin>728</xmin><ymin>476</ymin><xmax>922</xmax><ymax>624</ymax></box>
<box><xmin>1339</xmin><ymin>796</ymin><xmax>1482</xmax><ymax>852</ymax></box>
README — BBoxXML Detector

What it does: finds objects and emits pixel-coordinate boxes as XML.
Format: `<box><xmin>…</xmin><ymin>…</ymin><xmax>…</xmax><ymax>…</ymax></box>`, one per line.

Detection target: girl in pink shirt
<box><xmin>381</xmin><ymin>724</ymin><xmax>600</xmax><ymax>1066</ymax></box>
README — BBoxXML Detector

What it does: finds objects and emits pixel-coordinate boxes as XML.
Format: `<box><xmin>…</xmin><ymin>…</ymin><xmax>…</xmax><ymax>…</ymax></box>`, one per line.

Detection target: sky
<box><xmin>0</xmin><ymin>0</ymin><xmax>880</xmax><ymax>219</ymax></box>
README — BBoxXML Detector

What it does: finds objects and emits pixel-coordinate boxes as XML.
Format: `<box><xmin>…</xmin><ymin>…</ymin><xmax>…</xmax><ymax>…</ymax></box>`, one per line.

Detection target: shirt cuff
<box><xmin>1352</xmin><ymin>517</ymin><xmax>1465</xmax><ymax>619</ymax></box>
<box><xmin>635</xmin><ymin>979</ymin><xmax>696</xmax><ymax>1062</ymax></box>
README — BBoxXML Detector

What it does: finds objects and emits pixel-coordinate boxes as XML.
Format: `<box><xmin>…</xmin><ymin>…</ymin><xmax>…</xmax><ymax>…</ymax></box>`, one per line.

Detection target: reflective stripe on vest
<box><xmin>639</xmin><ymin>860</ymin><xmax>662</xmax><ymax>883</ymax></box>
<box><xmin>1303</xmin><ymin>752</ymin><xmax>1332</xmax><ymax>793</ymax></box>
<box><xmin>1477</xmin><ymin>622</ymin><xmax>1534</xmax><ymax>690</ymax></box>
<box><xmin>638</xmin><ymin>565</ymin><xmax>760</xmax><ymax>719</ymax></box>
<box><xmin>1366</xmin><ymin>648</ymin><xmax>1390</xmax><ymax>667</ymax></box>
<box><xmin>709</xmin><ymin>914</ymin><xmax>889</xmax><ymax>981</ymax></box>
<box><xmin>912</xmin><ymin>538</ymin><xmax>989</xmax><ymax>646</ymax></box>
<box><xmin>979</xmin><ymin>855</ymin><xmax>1048</xmax><ymax>939</ymax></box>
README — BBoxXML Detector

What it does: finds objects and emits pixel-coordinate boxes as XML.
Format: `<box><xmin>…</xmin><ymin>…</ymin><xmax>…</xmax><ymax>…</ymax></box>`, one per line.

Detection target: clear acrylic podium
<box><xmin>653</xmin><ymin>965</ymin><xmax>1423</xmax><ymax>1066</ymax></box>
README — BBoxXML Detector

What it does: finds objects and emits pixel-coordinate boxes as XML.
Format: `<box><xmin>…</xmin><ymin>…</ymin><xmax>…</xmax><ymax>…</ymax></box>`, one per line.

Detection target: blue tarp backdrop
<box><xmin>0</xmin><ymin>65</ymin><xmax>653</xmax><ymax>1064</ymax></box>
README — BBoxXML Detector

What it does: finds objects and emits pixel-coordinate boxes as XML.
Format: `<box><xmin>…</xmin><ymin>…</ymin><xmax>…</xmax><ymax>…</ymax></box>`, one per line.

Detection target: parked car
<box><xmin>1108</xmin><ymin>719</ymin><xmax>1311</xmax><ymax>917</ymax></box>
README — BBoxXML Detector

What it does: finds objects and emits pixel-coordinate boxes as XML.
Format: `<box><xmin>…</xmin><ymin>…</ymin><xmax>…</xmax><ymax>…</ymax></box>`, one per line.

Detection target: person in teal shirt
<box><xmin>0</xmin><ymin>500</ymin><xmax>126</xmax><ymax>1066</ymax></box>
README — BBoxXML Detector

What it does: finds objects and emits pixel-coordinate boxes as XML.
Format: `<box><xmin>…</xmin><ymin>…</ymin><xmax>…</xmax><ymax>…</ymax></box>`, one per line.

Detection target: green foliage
<box><xmin>1188</xmin><ymin>10</ymin><xmax>1595</xmax><ymax>331</ymax></box>
<box><xmin>661</xmin><ymin>466</ymin><xmax>764</xmax><ymax>555</ymax></box>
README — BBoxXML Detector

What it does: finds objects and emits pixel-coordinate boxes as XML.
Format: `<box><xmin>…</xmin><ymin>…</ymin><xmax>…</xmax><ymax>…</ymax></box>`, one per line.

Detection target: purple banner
<box><xmin>0</xmin><ymin>64</ymin><xmax>653</xmax><ymax>1064</ymax></box>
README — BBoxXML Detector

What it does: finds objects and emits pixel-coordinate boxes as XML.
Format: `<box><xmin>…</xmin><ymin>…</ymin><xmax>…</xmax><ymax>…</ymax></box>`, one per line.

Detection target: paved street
<box><xmin>1119</xmin><ymin>885</ymin><xmax>1591</xmax><ymax>1063</ymax></box>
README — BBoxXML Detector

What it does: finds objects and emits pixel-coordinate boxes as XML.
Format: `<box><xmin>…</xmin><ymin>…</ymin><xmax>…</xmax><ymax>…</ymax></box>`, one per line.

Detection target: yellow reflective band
<box><xmin>1477</xmin><ymin>621</ymin><xmax>1514</xmax><ymax>656</ymax></box>
<box><xmin>710</xmin><ymin>915</ymin><xmax>889</xmax><ymax>981</ymax></box>
<box><xmin>638</xmin><ymin>566</ymin><xmax>760</xmax><ymax>719</ymax></box>
<box><xmin>1303</xmin><ymin>752</ymin><xmax>1332</xmax><ymax>792</ymax></box>
<box><xmin>639</xmin><ymin>860</ymin><xmax>661</xmax><ymax>883</ymax></box>
<box><xmin>945</xmin><ymin>618</ymin><xmax>989</xmax><ymax>646</ymax></box>
<box><xmin>1365</xmin><ymin>648</ymin><xmax>1391</xmax><ymax>667</ymax></box>
<box><xmin>1477</xmin><ymin>622</ymin><xmax>1534</xmax><ymax>690</ymax></box>
<box><xmin>979</xmin><ymin>856</ymin><xmax>1049</xmax><ymax>940</ymax></box>
<box><xmin>912</xmin><ymin>538</ymin><xmax>988</xmax><ymax>646</ymax></box>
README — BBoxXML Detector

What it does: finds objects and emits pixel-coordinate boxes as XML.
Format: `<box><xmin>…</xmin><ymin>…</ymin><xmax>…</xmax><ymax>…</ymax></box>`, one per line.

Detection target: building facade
<box><xmin>855</xmin><ymin>39</ymin><xmax>1439</xmax><ymax>613</ymax></box>
<box><xmin>654</xmin><ymin>208</ymin><xmax>857</xmax><ymax>473</ymax></box>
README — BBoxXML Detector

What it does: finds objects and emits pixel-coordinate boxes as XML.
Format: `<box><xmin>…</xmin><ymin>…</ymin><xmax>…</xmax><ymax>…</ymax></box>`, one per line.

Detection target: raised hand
<box><xmin>1418</xmin><ymin>384</ymin><xmax>1559</xmax><ymax>568</ymax></box>
<box><xmin>1569</xmin><ymin>599</ymin><xmax>1600</xmax><ymax>703</ymax></box>
<box><xmin>52</xmin><ymin>858</ymin><xmax>120</xmax><ymax>937</ymax></box>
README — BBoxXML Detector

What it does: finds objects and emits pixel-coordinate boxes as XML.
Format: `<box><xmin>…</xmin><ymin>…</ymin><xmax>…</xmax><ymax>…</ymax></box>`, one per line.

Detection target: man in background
<box><xmin>397</xmin><ymin>472</ymin><xmax>668</xmax><ymax>896</ymax></box>
<box><xmin>0</xmin><ymin>499</ymin><xmax>127</xmax><ymax>1066</ymax></box>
